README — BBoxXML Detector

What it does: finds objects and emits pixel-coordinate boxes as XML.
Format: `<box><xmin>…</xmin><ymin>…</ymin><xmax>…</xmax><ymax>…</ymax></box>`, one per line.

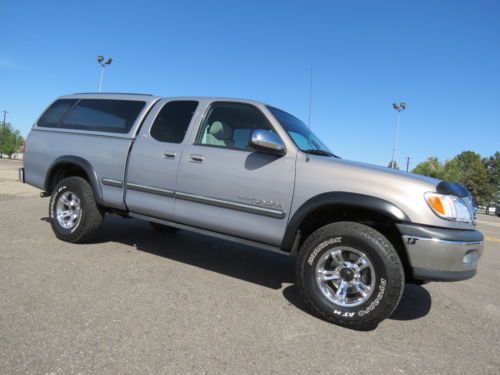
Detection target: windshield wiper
<box><xmin>303</xmin><ymin>149</ymin><xmax>336</xmax><ymax>157</ymax></box>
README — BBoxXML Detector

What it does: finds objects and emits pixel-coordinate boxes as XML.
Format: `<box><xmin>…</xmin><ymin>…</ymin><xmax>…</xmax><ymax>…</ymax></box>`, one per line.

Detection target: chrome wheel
<box><xmin>315</xmin><ymin>246</ymin><xmax>376</xmax><ymax>307</ymax></box>
<box><xmin>55</xmin><ymin>191</ymin><xmax>82</xmax><ymax>230</ymax></box>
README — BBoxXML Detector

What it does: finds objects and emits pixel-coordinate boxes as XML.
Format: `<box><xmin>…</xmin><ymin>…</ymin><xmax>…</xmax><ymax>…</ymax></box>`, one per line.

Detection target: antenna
<box><xmin>305</xmin><ymin>66</ymin><xmax>313</xmax><ymax>163</ymax></box>
<box><xmin>308</xmin><ymin>66</ymin><xmax>313</xmax><ymax>129</ymax></box>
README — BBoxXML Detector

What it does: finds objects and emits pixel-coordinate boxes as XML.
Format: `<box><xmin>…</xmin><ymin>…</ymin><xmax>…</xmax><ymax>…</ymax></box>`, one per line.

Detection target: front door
<box><xmin>125</xmin><ymin>100</ymin><xmax>199</xmax><ymax>219</ymax></box>
<box><xmin>174</xmin><ymin>101</ymin><xmax>296</xmax><ymax>246</ymax></box>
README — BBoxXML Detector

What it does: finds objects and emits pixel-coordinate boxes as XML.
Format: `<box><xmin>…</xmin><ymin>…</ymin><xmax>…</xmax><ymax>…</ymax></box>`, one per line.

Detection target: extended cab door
<box><xmin>174</xmin><ymin>101</ymin><xmax>297</xmax><ymax>246</ymax></box>
<box><xmin>125</xmin><ymin>100</ymin><xmax>199</xmax><ymax>219</ymax></box>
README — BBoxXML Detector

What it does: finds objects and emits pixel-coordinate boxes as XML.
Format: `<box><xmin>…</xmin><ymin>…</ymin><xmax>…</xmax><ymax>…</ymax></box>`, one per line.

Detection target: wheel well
<box><xmin>46</xmin><ymin>163</ymin><xmax>90</xmax><ymax>194</ymax></box>
<box><xmin>295</xmin><ymin>204</ymin><xmax>412</xmax><ymax>281</ymax></box>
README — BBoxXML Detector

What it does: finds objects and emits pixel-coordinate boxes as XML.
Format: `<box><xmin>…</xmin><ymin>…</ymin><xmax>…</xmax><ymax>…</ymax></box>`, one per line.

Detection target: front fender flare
<box><xmin>281</xmin><ymin>192</ymin><xmax>411</xmax><ymax>251</ymax></box>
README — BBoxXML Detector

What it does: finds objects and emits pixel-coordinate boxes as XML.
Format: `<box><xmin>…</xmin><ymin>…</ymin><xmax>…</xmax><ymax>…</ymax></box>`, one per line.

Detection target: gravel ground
<box><xmin>1</xmin><ymin>159</ymin><xmax>499</xmax><ymax>374</ymax></box>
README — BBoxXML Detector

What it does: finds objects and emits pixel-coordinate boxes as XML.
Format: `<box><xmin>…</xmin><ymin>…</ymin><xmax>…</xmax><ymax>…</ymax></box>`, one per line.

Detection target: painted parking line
<box><xmin>476</xmin><ymin>220</ymin><xmax>500</xmax><ymax>229</ymax></box>
<box><xmin>485</xmin><ymin>236</ymin><xmax>500</xmax><ymax>243</ymax></box>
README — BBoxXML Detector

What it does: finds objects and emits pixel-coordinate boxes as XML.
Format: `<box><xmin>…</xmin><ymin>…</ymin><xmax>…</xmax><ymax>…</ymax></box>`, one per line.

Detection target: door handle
<box><xmin>189</xmin><ymin>154</ymin><xmax>204</xmax><ymax>163</ymax></box>
<box><xmin>162</xmin><ymin>152</ymin><xmax>176</xmax><ymax>159</ymax></box>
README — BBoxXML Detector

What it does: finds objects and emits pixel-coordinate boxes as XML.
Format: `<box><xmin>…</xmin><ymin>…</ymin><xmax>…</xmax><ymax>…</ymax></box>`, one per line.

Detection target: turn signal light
<box><xmin>427</xmin><ymin>195</ymin><xmax>445</xmax><ymax>215</ymax></box>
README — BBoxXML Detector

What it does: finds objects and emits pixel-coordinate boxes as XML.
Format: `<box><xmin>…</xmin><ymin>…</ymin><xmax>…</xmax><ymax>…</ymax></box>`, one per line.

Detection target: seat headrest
<box><xmin>209</xmin><ymin>121</ymin><xmax>232</xmax><ymax>140</ymax></box>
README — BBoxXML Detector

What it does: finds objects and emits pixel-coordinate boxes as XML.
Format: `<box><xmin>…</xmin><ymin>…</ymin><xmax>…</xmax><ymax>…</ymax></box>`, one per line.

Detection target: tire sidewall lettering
<box><xmin>357</xmin><ymin>278</ymin><xmax>386</xmax><ymax>317</ymax></box>
<box><xmin>307</xmin><ymin>236</ymin><xmax>342</xmax><ymax>266</ymax></box>
<box><xmin>50</xmin><ymin>185</ymin><xmax>67</xmax><ymax>219</ymax></box>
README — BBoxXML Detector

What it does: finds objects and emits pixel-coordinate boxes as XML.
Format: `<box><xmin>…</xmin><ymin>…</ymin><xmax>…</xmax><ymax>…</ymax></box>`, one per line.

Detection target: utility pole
<box><xmin>1</xmin><ymin>111</ymin><xmax>7</xmax><ymax>159</ymax></box>
<box><xmin>97</xmin><ymin>56</ymin><xmax>113</xmax><ymax>92</ymax></box>
<box><xmin>405</xmin><ymin>156</ymin><xmax>411</xmax><ymax>172</ymax></box>
<box><xmin>390</xmin><ymin>102</ymin><xmax>407</xmax><ymax>169</ymax></box>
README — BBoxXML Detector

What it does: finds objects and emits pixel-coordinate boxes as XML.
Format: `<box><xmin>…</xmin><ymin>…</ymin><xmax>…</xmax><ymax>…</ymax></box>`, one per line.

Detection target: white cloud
<box><xmin>0</xmin><ymin>58</ymin><xmax>20</xmax><ymax>69</ymax></box>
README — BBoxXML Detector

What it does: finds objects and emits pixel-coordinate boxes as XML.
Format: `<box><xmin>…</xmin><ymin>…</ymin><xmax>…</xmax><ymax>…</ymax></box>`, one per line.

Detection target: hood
<box><xmin>333</xmin><ymin>158</ymin><xmax>441</xmax><ymax>187</ymax></box>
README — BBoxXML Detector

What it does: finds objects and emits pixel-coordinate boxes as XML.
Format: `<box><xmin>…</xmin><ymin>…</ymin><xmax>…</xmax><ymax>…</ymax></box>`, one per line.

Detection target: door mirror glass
<box><xmin>250</xmin><ymin>129</ymin><xmax>286</xmax><ymax>155</ymax></box>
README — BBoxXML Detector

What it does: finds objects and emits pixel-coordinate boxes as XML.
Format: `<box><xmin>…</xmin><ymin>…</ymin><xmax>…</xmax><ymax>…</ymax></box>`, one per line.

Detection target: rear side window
<box><xmin>37</xmin><ymin>99</ymin><xmax>77</xmax><ymax>128</ymax></box>
<box><xmin>150</xmin><ymin>101</ymin><xmax>198</xmax><ymax>143</ymax></box>
<box><xmin>61</xmin><ymin>99</ymin><xmax>145</xmax><ymax>133</ymax></box>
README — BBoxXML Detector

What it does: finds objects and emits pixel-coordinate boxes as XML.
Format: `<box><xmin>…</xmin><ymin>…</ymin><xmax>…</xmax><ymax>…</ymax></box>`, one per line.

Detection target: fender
<box><xmin>44</xmin><ymin>156</ymin><xmax>103</xmax><ymax>204</ymax></box>
<box><xmin>281</xmin><ymin>192</ymin><xmax>411</xmax><ymax>251</ymax></box>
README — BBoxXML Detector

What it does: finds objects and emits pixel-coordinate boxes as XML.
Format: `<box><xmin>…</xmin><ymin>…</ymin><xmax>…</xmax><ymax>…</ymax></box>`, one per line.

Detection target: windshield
<box><xmin>267</xmin><ymin>106</ymin><xmax>333</xmax><ymax>155</ymax></box>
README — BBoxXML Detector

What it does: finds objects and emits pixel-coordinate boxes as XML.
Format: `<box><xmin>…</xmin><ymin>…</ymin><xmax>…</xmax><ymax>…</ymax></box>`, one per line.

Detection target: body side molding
<box><xmin>175</xmin><ymin>191</ymin><xmax>286</xmax><ymax>218</ymax></box>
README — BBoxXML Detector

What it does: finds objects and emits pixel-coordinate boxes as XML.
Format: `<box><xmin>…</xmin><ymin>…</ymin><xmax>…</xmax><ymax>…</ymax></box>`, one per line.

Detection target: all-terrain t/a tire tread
<box><xmin>296</xmin><ymin>221</ymin><xmax>404</xmax><ymax>330</ymax></box>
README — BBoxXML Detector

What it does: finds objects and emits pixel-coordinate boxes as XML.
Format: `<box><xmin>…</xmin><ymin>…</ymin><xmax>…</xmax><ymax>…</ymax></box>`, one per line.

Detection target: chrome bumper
<box><xmin>397</xmin><ymin>224</ymin><xmax>484</xmax><ymax>282</ymax></box>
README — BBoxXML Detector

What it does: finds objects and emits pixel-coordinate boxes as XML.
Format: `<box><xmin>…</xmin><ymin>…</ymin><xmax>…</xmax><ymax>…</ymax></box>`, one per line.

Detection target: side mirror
<box><xmin>250</xmin><ymin>129</ymin><xmax>286</xmax><ymax>156</ymax></box>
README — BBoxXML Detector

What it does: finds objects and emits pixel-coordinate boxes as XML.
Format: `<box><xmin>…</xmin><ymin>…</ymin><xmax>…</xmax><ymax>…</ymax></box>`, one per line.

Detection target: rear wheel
<box><xmin>49</xmin><ymin>176</ymin><xmax>104</xmax><ymax>243</ymax></box>
<box><xmin>296</xmin><ymin>221</ymin><xmax>404</xmax><ymax>329</ymax></box>
<box><xmin>149</xmin><ymin>222</ymin><xmax>180</xmax><ymax>233</ymax></box>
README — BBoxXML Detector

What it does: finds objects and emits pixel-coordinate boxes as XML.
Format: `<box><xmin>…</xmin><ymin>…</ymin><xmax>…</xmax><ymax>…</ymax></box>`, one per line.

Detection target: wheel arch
<box><xmin>281</xmin><ymin>192</ymin><xmax>413</xmax><ymax>278</ymax></box>
<box><xmin>44</xmin><ymin>156</ymin><xmax>103</xmax><ymax>204</ymax></box>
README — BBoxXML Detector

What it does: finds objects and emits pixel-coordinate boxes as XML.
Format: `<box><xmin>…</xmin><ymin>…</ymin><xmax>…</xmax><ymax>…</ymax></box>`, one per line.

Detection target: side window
<box><xmin>61</xmin><ymin>99</ymin><xmax>145</xmax><ymax>133</ymax></box>
<box><xmin>37</xmin><ymin>99</ymin><xmax>78</xmax><ymax>128</ymax></box>
<box><xmin>150</xmin><ymin>101</ymin><xmax>198</xmax><ymax>143</ymax></box>
<box><xmin>196</xmin><ymin>102</ymin><xmax>274</xmax><ymax>150</ymax></box>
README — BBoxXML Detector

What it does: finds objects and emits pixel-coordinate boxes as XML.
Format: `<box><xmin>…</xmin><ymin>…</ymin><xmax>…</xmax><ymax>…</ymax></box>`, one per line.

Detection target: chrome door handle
<box><xmin>189</xmin><ymin>154</ymin><xmax>204</xmax><ymax>163</ymax></box>
<box><xmin>162</xmin><ymin>152</ymin><xmax>176</xmax><ymax>159</ymax></box>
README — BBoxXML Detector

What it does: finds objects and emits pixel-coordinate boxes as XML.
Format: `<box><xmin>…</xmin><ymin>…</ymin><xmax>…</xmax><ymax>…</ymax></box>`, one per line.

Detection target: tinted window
<box><xmin>37</xmin><ymin>99</ymin><xmax>77</xmax><ymax>128</ymax></box>
<box><xmin>197</xmin><ymin>102</ymin><xmax>275</xmax><ymax>150</ymax></box>
<box><xmin>150</xmin><ymin>101</ymin><xmax>198</xmax><ymax>143</ymax></box>
<box><xmin>61</xmin><ymin>99</ymin><xmax>145</xmax><ymax>133</ymax></box>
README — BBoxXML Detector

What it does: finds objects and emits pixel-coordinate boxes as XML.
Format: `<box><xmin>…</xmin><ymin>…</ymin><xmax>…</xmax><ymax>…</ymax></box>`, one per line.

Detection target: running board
<box><xmin>129</xmin><ymin>212</ymin><xmax>290</xmax><ymax>256</ymax></box>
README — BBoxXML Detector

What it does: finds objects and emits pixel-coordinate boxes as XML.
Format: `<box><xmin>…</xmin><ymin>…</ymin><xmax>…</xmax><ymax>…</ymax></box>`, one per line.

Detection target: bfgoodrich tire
<box><xmin>49</xmin><ymin>176</ymin><xmax>104</xmax><ymax>243</ymax></box>
<box><xmin>296</xmin><ymin>221</ymin><xmax>404</xmax><ymax>330</ymax></box>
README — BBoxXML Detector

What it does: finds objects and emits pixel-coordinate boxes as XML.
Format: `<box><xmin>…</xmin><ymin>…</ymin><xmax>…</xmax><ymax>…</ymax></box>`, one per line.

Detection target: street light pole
<box><xmin>405</xmin><ymin>156</ymin><xmax>411</xmax><ymax>172</ymax></box>
<box><xmin>97</xmin><ymin>56</ymin><xmax>113</xmax><ymax>92</ymax></box>
<box><xmin>390</xmin><ymin>102</ymin><xmax>407</xmax><ymax>169</ymax></box>
<box><xmin>99</xmin><ymin>65</ymin><xmax>105</xmax><ymax>92</ymax></box>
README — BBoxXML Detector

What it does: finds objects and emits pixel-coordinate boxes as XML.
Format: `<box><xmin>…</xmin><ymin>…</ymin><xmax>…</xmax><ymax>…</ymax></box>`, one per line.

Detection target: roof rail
<box><xmin>73</xmin><ymin>92</ymin><xmax>154</xmax><ymax>96</ymax></box>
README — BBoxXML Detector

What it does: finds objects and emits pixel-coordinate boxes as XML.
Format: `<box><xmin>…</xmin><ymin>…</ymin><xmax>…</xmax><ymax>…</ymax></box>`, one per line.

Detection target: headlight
<box><xmin>424</xmin><ymin>192</ymin><xmax>472</xmax><ymax>223</ymax></box>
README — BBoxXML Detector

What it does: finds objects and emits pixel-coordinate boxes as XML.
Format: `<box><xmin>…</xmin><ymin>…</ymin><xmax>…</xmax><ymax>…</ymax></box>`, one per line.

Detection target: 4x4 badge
<box><xmin>237</xmin><ymin>195</ymin><xmax>283</xmax><ymax>210</ymax></box>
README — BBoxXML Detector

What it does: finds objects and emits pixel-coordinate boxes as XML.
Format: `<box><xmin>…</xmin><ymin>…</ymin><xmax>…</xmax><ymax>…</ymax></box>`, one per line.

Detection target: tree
<box><xmin>0</xmin><ymin>123</ymin><xmax>24</xmax><ymax>158</ymax></box>
<box><xmin>443</xmin><ymin>151</ymin><xmax>492</xmax><ymax>205</ymax></box>
<box><xmin>387</xmin><ymin>161</ymin><xmax>399</xmax><ymax>169</ymax></box>
<box><xmin>412</xmin><ymin>157</ymin><xmax>444</xmax><ymax>179</ymax></box>
<box><xmin>484</xmin><ymin>152</ymin><xmax>500</xmax><ymax>203</ymax></box>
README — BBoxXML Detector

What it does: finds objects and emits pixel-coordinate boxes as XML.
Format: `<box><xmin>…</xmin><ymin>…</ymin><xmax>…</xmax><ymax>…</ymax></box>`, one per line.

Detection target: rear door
<box><xmin>125</xmin><ymin>100</ymin><xmax>199</xmax><ymax>219</ymax></box>
<box><xmin>174</xmin><ymin>101</ymin><xmax>297</xmax><ymax>246</ymax></box>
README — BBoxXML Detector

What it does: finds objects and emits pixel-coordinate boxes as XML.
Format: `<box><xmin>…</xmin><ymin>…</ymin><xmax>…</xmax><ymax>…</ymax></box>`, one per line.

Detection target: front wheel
<box><xmin>296</xmin><ymin>222</ymin><xmax>404</xmax><ymax>330</ymax></box>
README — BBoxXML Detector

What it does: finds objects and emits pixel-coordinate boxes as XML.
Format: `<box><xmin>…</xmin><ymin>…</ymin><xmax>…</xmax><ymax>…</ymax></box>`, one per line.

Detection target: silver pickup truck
<box><xmin>20</xmin><ymin>93</ymin><xmax>483</xmax><ymax>329</ymax></box>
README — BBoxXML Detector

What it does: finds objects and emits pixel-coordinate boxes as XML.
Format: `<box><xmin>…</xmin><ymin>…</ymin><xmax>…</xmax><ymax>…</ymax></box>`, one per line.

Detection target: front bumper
<box><xmin>18</xmin><ymin>167</ymin><xmax>25</xmax><ymax>183</ymax></box>
<box><xmin>397</xmin><ymin>223</ymin><xmax>484</xmax><ymax>282</ymax></box>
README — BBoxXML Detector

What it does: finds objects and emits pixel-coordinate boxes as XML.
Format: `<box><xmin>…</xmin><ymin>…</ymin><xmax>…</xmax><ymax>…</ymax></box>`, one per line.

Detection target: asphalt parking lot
<box><xmin>1</xmin><ymin>159</ymin><xmax>499</xmax><ymax>374</ymax></box>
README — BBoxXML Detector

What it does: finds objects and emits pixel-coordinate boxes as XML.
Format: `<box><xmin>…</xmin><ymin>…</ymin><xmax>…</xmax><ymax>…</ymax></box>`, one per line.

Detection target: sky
<box><xmin>1</xmin><ymin>0</ymin><xmax>499</xmax><ymax>168</ymax></box>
